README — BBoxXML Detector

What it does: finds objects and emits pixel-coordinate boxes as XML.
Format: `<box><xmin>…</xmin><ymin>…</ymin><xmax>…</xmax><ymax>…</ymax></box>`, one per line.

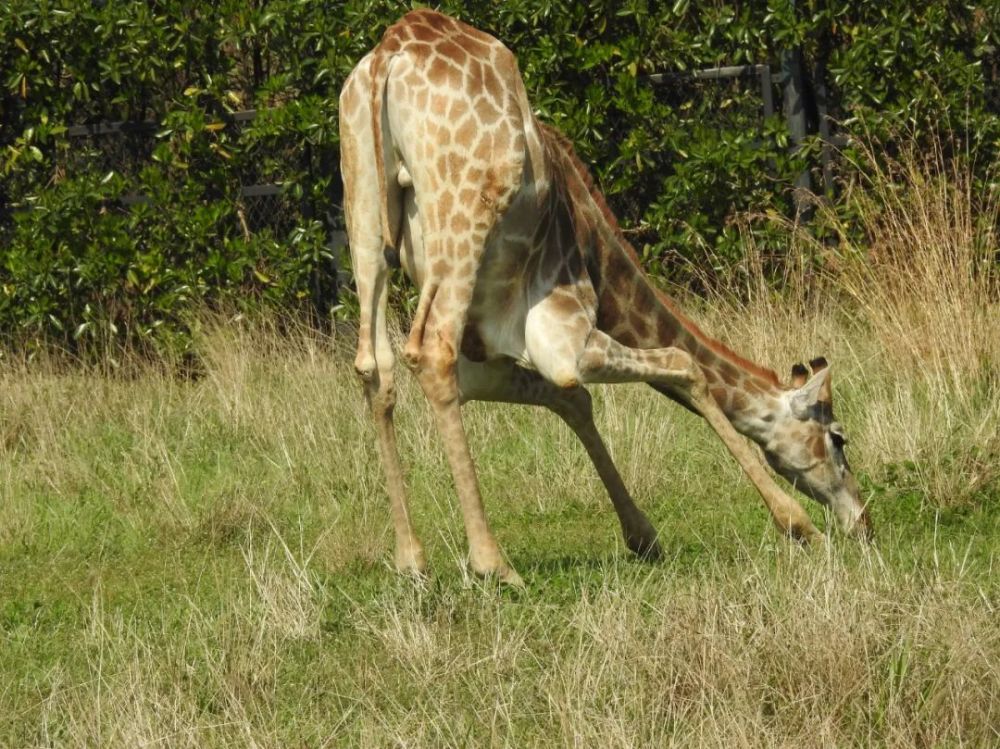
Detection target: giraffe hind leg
<box><xmin>411</xmin><ymin>284</ymin><xmax>522</xmax><ymax>585</ymax></box>
<box><xmin>340</xmin><ymin>63</ymin><xmax>426</xmax><ymax>575</ymax></box>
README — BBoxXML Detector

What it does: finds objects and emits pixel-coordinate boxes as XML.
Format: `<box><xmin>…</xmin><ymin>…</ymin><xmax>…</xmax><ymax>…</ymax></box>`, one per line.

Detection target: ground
<box><xmin>1</xmin><ymin>300</ymin><xmax>997</xmax><ymax>747</ymax></box>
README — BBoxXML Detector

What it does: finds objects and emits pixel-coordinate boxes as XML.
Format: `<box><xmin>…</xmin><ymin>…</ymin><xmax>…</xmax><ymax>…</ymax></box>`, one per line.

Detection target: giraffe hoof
<box><xmin>494</xmin><ymin>566</ymin><xmax>525</xmax><ymax>588</ymax></box>
<box><xmin>394</xmin><ymin>545</ymin><xmax>428</xmax><ymax>577</ymax></box>
<box><xmin>790</xmin><ymin>524</ymin><xmax>825</xmax><ymax>546</ymax></box>
<box><xmin>626</xmin><ymin>534</ymin><xmax>663</xmax><ymax>562</ymax></box>
<box><xmin>470</xmin><ymin>554</ymin><xmax>524</xmax><ymax>588</ymax></box>
<box><xmin>473</xmin><ymin>564</ymin><xmax>524</xmax><ymax>588</ymax></box>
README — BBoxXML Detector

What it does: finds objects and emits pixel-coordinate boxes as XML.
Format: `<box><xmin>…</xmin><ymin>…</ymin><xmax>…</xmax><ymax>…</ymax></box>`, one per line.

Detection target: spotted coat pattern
<box><xmin>339</xmin><ymin>10</ymin><xmax>870</xmax><ymax>582</ymax></box>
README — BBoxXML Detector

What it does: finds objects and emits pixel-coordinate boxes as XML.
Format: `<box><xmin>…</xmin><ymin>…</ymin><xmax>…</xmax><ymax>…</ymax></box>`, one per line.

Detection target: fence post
<box><xmin>781</xmin><ymin>0</ymin><xmax>811</xmax><ymax>217</ymax></box>
<box><xmin>782</xmin><ymin>45</ymin><xmax>812</xmax><ymax>217</ymax></box>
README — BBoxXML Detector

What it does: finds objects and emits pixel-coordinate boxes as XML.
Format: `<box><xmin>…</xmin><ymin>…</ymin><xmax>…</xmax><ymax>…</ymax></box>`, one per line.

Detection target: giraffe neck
<box><xmin>543</xmin><ymin>131</ymin><xmax>786</xmax><ymax>443</ymax></box>
<box><xmin>601</xmin><ymin>259</ymin><xmax>785</xmax><ymax>443</ymax></box>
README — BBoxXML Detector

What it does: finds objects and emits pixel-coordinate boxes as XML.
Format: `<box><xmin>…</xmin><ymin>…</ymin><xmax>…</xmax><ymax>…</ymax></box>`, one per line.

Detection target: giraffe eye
<box><xmin>829</xmin><ymin>423</ymin><xmax>847</xmax><ymax>449</ymax></box>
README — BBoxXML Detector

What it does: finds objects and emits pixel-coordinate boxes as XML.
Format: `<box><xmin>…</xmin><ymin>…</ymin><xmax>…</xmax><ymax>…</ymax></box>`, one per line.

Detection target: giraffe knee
<box><xmin>354</xmin><ymin>350</ymin><xmax>377</xmax><ymax>382</ymax></box>
<box><xmin>416</xmin><ymin>336</ymin><xmax>460</xmax><ymax>404</ymax></box>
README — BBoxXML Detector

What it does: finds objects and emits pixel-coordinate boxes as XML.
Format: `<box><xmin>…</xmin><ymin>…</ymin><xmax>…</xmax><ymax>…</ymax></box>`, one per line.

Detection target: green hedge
<box><xmin>1</xmin><ymin>0</ymin><xmax>996</xmax><ymax>353</ymax></box>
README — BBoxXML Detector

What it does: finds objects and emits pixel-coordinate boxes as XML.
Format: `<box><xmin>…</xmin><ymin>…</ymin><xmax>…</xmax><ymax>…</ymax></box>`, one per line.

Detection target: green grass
<box><xmin>1</xmin><ymin>314</ymin><xmax>997</xmax><ymax>747</ymax></box>
<box><xmin>3</xmin><ymin>143</ymin><xmax>999</xmax><ymax>746</ymax></box>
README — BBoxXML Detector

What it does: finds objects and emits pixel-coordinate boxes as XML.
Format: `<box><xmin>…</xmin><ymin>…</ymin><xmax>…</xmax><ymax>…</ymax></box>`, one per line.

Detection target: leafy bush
<box><xmin>1</xmin><ymin>0</ymin><xmax>996</xmax><ymax>352</ymax></box>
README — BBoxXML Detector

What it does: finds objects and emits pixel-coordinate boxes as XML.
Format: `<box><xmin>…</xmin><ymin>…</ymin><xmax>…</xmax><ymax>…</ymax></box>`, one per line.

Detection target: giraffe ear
<box><xmin>789</xmin><ymin>366</ymin><xmax>832</xmax><ymax>419</ymax></box>
<box><xmin>810</xmin><ymin>356</ymin><xmax>833</xmax><ymax>403</ymax></box>
<box><xmin>790</xmin><ymin>363</ymin><xmax>809</xmax><ymax>388</ymax></box>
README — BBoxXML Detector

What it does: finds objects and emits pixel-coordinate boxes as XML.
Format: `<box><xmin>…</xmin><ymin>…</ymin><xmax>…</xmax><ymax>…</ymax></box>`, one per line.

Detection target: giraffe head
<box><xmin>762</xmin><ymin>358</ymin><xmax>872</xmax><ymax>539</ymax></box>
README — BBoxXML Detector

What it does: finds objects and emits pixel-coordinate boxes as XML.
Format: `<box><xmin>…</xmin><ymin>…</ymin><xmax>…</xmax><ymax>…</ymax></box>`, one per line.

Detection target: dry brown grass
<box><xmin>2</xmin><ymin>140</ymin><xmax>998</xmax><ymax>747</ymax></box>
<box><xmin>699</xmin><ymin>138</ymin><xmax>999</xmax><ymax>508</ymax></box>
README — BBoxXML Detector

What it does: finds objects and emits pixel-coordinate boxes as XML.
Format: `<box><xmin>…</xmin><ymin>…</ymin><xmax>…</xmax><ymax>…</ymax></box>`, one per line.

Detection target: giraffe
<box><xmin>339</xmin><ymin>9</ymin><xmax>871</xmax><ymax>584</ymax></box>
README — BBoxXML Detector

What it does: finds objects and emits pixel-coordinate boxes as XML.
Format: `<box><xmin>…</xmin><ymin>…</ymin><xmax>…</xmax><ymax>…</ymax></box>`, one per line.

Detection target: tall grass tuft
<box><xmin>696</xmin><ymin>134</ymin><xmax>999</xmax><ymax>509</ymax></box>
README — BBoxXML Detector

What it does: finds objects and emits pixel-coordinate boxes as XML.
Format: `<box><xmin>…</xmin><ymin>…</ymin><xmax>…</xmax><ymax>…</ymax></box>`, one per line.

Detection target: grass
<box><xmin>2</xmin><ymin>147</ymin><xmax>999</xmax><ymax>746</ymax></box>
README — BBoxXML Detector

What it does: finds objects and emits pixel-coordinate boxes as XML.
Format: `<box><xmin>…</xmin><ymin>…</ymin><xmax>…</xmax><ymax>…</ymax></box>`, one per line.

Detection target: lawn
<box><xmin>2</xmin><ymin>146</ymin><xmax>999</xmax><ymax>746</ymax></box>
<box><xmin>2</xmin><ymin>293</ymin><xmax>997</xmax><ymax>747</ymax></box>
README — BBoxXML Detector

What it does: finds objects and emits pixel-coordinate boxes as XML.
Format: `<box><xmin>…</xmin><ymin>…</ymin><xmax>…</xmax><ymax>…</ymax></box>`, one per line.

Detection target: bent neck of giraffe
<box><xmin>594</xmin><ymin>240</ymin><xmax>786</xmax><ymax>445</ymax></box>
<box><xmin>650</xmin><ymin>300</ymin><xmax>785</xmax><ymax>443</ymax></box>
<box><xmin>543</xmin><ymin>126</ymin><xmax>787</xmax><ymax>444</ymax></box>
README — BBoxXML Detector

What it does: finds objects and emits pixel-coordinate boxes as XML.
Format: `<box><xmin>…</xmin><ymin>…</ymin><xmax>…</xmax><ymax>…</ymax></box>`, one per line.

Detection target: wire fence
<box><xmin>648</xmin><ymin>60</ymin><xmax>848</xmax><ymax>210</ymax></box>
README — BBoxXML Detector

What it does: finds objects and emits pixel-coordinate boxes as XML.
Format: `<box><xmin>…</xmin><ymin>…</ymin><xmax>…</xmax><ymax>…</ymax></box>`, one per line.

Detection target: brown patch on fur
<box><xmin>730</xmin><ymin>390</ymin><xmax>749</xmax><ymax>413</ymax></box>
<box><xmin>454</xmin><ymin>32</ymin><xmax>493</xmax><ymax>60</ymax></box>
<box><xmin>628</xmin><ymin>310</ymin><xmax>650</xmax><ymax>339</ymax></box>
<box><xmin>482</xmin><ymin>65</ymin><xmax>503</xmax><ymax>103</ymax></box>
<box><xmin>614</xmin><ymin>329</ymin><xmax>639</xmax><ymax>347</ymax></box>
<box><xmin>597</xmin><ymin>294</ymin><xmax>621</xmax><ymax>331</ymax></box>
<box><xmin>430</xmin><ymin>92</ymin><xmax>449</xmax><ymax>116</ymax></box>
<box><xmin>602</xmin><ymin>242</ymin><xmax>635</xmax><ymax>287</ymax></box>
<box><xmin>455</xmin><ymin>117</ymin><xmax>477</xmax><ymax>149</ymax></box>
<box><xmin>438</xmin><ymin>40</ymin><xmax>467</xmax><ymax>65</ymax></box>
<box><xmin>655</xmin><ymin>313</ymin><xmax>678</xmax><ymax>348</ymax></box>
<box><xmin>492</xmin><ymin>125</ymin><xmax>510</xmax><ymax>154</ymax></box>
<box><xmin>414</xmin><ymin>9</ymin><xmax>452</xmax><ymax>32</ymax></box>
<box><xmin>410</xmin><ymin>22</ymin><xmax>436</xmax><ymax>42</ymax></box>
<box><xmin>476</xmin><ymin>98</ymin><xmax>502</xmax><ymax>126</ymax></box>
<box><xmin>548</xmin><ymin>289</ymin><xmax>583</xmax><ymax>316</ymax></box>
<box><xmin>715</xmin><ymin>361</ymin><xmax>742</xmax><ymax>386</ymax></box>
<box><xmin>435</xmin><ymin>191</ymin><xmax>454</xmax><ymax>225</ymax></box>
<box><xmin>447</xmin><ymin>153</ymin><xmax>463</xmax><ymax>182</ymax></box>
<box><xmin>407</xmin><ymin>41</ymin><xmax>433</xmax><ymax>60</ymax></box>
<box><xmin>465</xmin><ymin>59</ymin><xmax>485</xmax><ymax>94</ymax></box>
<box><xmin>473</xmin><ymin>132</ymin><xmax>494</xmax><ymax>162</ymax></box>
<box><xmin>427</xmin><ymin>56</ymin><xmax>450</xmax><ymax>84</ymax></box>
<box><xmin>447</xmin><ymin>98</ymin><xmax>469</xmax><ymax>122</ymax></box>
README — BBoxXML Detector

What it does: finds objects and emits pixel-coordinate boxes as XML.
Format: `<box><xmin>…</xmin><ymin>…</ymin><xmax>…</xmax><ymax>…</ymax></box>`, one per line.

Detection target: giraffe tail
<box><xmin>369</xmin><ymin>50</ymin><xmax>401</xmax><ymax>252</ymax></box>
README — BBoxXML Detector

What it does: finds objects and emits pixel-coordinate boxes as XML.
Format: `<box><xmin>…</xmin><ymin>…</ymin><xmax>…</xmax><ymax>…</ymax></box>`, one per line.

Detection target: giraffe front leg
<box><xmin>577</xmin><ymin>330</ymin><xmax>823</xmax><ymax>544</ymax></box>
<box><xmin>458</xmin><ymin>357</ymin><xmax>661</xmax><ymax>560</ymax></box>
<box><xmin>412</xmin><ymin>308</ymin><xmax>523</xmax><ymax>586</ymax></box>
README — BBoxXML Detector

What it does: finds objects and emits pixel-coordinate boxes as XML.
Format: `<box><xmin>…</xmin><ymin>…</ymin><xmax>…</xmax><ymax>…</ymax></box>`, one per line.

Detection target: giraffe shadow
<box><xmin>513</xmin><ymin>549</ymin><xmax>658</xmax><ymax>587</ymax></box>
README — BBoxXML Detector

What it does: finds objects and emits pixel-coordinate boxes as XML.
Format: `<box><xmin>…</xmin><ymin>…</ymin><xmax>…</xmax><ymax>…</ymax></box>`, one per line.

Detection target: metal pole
<box><xmin>781</xmin><ymin>1</ymin><xmax>812</xmax><ymax>217</ymax></box>
<box><xmin>757</xmin><ymin>64</ymin><xmax>774</xmax><ymax>119</ymax></box>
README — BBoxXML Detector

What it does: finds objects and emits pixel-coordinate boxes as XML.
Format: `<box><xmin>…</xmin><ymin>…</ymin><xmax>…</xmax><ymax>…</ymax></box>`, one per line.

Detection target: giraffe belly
<box><xmin>465</xmin><ymin>281</ymin><xmax>530</xmax><ymax>365</ymax></box>
<box><xmin>397</xmin><ymin>189</ymin><xmax>533</xmax><ymax>365</ymax></box>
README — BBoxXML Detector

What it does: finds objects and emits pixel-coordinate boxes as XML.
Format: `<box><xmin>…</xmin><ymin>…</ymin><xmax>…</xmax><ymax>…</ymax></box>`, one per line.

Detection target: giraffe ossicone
<box><xmin>339</xmin><ymin>10</ymin><xmax>871</xmax><ymax>583</ymax></box>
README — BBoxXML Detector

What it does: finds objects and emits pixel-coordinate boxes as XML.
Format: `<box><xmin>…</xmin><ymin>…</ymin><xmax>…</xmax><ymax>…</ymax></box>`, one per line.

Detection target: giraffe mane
<box><xmin>538</xmin><ymin>122</ymin><xmax>783</xmax><ymax>389</ymax></box>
